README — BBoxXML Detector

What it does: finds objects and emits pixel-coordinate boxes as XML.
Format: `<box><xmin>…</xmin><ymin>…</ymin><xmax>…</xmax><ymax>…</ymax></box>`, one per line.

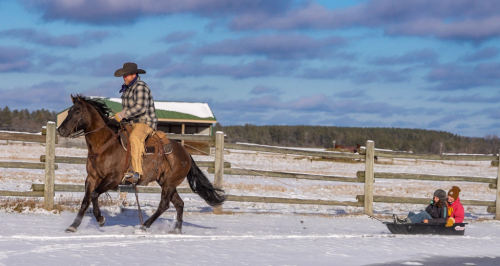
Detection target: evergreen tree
<box><xmin>0</xmin><ymin>106</ymin><xmax>12</xmax><ymax>128</ymax></box>
<box><xmin>0</xmin><ymin>106</ymin><xmax>56</xmax><ymax>132</ymax></box>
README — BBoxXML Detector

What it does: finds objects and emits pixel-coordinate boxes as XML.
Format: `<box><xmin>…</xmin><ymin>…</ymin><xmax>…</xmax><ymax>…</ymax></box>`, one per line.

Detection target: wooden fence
<box><xmin>220</xmin><ymin>139</ymin><xmax>500</xmax><ymax>219</ymax></box>
<box><xmin>0</xmin><ymin>122</ymin><xmax>57</xmax><ymax>210</ymax></box>
<box><xmin>1</xmin><ymin>123</ymin><xmax>499</xmax><ymax>220</ymax></box>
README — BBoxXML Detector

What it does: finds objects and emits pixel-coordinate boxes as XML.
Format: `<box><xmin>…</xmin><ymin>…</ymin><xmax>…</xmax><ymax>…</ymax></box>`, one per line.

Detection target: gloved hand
<box><xmin>114</xmin><ymin>110</ymin><xmax>126</xmax><ymax>122</ymax></box>
<box><xmin>445</xmin><ymin>217</ymin><xmax>455</xmax><ymax>227</ymax></box>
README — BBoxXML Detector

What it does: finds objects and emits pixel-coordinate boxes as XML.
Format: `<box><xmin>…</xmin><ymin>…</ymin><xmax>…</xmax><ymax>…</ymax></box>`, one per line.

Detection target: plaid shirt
<box><xmin>120</xmin><ymin>76</ymin><xmax>158</xmax><ymax>130</ymax></box>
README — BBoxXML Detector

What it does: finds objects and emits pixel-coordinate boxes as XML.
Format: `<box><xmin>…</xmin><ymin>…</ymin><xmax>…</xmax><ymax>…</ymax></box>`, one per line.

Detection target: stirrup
<box><xmin>164</xmin><ymin>143</ymin><xmax>173</xmax><ymax>155</ymax></box>
<box><xmin>124</xmin><ymin>172</ymin><xmax>140</xmax><ymax>183</ymax></box>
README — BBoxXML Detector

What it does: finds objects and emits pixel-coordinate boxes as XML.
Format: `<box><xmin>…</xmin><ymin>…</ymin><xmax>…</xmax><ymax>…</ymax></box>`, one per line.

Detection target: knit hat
<box><xmin>434</xmin><ymin>189</ymin><xmax>447</xmax><ymax>203</ymax></box>
<box><xmin>448</xmin><ymin>186</ymin><xmax>461</xmax><ymax>200</ymax></box>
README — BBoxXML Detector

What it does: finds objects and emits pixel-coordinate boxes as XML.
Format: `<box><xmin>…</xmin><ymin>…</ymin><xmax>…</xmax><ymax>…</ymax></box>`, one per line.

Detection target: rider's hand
<box><xmin>115</xmin><ymin>110</ymin><xmax>126</xmax><ymax>122</ymax></box>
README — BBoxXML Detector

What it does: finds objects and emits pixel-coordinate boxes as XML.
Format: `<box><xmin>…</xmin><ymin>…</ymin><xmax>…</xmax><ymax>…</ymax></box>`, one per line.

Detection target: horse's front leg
<box><xmin>66</xmin><ymin>177</ymin><xmax>95</xmax><ymax>233</ymax></box>
<box><xmin>91</xmin><ymin>176</ymin><xmax>120</xmax><ymax>227</ymax></box>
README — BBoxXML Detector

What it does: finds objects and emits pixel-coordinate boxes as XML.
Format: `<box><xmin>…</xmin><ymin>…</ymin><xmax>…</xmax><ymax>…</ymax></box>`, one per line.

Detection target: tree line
<box><xmin>1</xmin><ymin>105</ymin><xmax>498</xmax><ymax>155</ymax></box>
<box><xmin>0</xmin><ymin>106</ymin><xmax>57</xmax><ymax>132</ymax></box>
<box><xmin>214</xmin><ymin>123</ymin><xmax>500</xmax><ymax>155</ymax></box>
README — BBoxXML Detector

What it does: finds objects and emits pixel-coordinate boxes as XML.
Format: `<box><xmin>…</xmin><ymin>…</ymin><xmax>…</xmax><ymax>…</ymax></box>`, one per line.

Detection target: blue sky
<box><xmin>0</xmin><ymin>0</ymin><xmax>499</xmax><ymax>137</ymax></box>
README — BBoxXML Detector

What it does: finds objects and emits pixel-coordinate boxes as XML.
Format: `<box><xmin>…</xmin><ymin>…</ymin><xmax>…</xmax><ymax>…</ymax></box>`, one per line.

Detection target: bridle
<box><xmin>68</xmin><ymin>104</ymin><xmax>108</xmax><ymax>138</ymax></box>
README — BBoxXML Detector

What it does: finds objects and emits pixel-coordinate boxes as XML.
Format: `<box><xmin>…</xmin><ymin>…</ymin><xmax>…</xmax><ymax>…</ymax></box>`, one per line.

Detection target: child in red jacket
<box><xmin>446</xmin><ymin>186</ymin><xmax>465</xmax><ymax>227</ymax></box>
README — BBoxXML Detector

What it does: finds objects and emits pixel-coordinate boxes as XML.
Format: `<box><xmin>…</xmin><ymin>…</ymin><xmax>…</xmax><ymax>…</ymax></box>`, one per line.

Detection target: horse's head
<box><xmin>58</xmin><ymin>95</ymin><xmax>93</xmax><ymax>137</ymax></box>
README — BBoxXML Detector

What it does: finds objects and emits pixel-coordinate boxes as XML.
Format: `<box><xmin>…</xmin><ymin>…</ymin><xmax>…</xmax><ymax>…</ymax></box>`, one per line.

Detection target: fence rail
<box><xmin>358</xmin><ymin>147</ymin><xmax>498</xmax><ymax>161</ymax></box>
<box><xmin>207</xmin><ymin>167</ymin><xmax>364</xmax><ymax>183</ymax></box>
<box><xmin>225</xmin><ymin>195</ymin><xmax>363</xmax><ymax>207</ymax></box>
<box><xmin>39</xmin><ymin>155</ymin><xmax>231</xmax><ymax>168</ymax></box>
<box><xmin>166</xmin><ymin>133</ymin><xmax>217</xmax><ymax>142</ymax></box>
<box><xmin>29</xmin><ymin>183</ymin><xmax>363</xmax><ymax>207</ymax></box>
<box><xmin>30</xmin><ymin>183</ymin><xmax>193</xmax><ymax>194</ymax></box>
<box><xmin>225</xmin><ymin>143</ymin><xmax>364</xmax><ymax>159</ymax></box>
<box><xmin>356</xmin><ymin>171</ymin><xmax>497</xmax><ymax>185</ymax></box>
<box><xmin>0</xmin><ymin>131</ymin><xmax>48</xmax><ymax>143</ymax></box>
<box><xmin>0</xmin><ymin>161</ymin><xmax>58</xmax><ymax>170</ymax></box>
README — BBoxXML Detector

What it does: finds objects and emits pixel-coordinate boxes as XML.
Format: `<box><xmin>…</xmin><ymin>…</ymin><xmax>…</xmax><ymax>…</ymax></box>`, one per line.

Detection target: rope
<box><xmin>365</xmin><ymin>213</ymin><xmax>389</xmax><ymax>223</ymax></box>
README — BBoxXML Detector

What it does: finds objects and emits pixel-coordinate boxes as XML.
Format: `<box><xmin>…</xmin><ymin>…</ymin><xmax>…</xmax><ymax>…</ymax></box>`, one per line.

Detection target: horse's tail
<box><xmin>186</xmin><ymin>155</ymin><xmax>226</xmax><ymax>207</ymax></box>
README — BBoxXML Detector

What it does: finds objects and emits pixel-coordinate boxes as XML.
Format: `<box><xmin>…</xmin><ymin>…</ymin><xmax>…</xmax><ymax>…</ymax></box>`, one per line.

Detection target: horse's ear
<box><xmin>77</xmin><ymin>95</ymin><xmax>83</xmax><ymax>102</ymax></box>
<box><xmin>71</xmin><ymin>95</ymin><xmax>76</xmax><ymax>103</ymax></box>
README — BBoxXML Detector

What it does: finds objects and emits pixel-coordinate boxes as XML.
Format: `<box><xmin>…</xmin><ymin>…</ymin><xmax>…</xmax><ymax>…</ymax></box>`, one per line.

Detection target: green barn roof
<box><xmin>58</xmin><ymin>97</ymin><xmax>217</xmax><ymax>123</ymax></box>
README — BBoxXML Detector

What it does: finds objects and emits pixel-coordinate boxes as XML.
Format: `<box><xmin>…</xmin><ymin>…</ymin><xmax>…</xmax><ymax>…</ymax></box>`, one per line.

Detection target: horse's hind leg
<box><xmin>171</xmin><ymin>190</ymin><xmax>184</xmax><ymax>233</ymax></box>
<box><xmin>143</xmin><ymin>187</ymin><xmax>175</xmax><ymax>229</ymax></box>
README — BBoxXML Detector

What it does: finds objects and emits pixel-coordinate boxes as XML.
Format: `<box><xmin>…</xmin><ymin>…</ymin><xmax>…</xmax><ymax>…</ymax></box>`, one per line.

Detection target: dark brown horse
<box><xmin>58</xmin><ymin>95</ymin><xmax>225</xmax><ymax>233</ymax></box>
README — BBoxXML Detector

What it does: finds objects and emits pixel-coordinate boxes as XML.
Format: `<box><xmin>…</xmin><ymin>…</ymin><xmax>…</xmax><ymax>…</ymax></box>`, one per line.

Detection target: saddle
<box><xmin>120</xmin><ymin>124</ymin><xmax>172</xmax><ymax>155</ymax></box>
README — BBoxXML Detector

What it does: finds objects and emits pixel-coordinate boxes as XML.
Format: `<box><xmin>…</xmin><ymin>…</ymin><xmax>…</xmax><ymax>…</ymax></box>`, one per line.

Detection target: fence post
<box><xmin>181</xmin><ymin>123</ymin><xmax>185</xmax><ymax>146</ymax></box>
<box><xmin>213</xmin><ymin>131</ymin><xmax>224</xmax><ymax>214</ymax></box>
<box><xmin>44</xmin><ymin>121</ymin><xmax>56</xmax><ymax>211</ymax></box>
<box><xmin>496</xmin><ymin>149</ymin><xmax>500</xmax><ymax>220</ymax></box>
<box><xmin>364</xmin><ymin>140</ymin><xmax>375</xmax><ymax>215</ymax></box>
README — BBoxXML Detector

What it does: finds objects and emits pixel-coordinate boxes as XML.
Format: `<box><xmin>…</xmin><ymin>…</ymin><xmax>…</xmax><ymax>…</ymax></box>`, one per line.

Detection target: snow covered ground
<box><xmin>1</xmin><ymin>141</ymin><xmax>500</xmax><ymax>265</ymax></box>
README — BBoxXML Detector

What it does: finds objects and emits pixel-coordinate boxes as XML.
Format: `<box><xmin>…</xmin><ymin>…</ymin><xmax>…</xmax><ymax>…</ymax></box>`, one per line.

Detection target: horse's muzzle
<box><xmin>57</xmin><ymin>126</ymin><xmax>69</xmax><ymax>137</ymax></box>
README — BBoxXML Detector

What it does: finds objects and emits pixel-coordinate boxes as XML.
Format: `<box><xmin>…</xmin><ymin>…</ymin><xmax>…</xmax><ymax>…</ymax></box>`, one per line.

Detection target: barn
<box><xmin>56</xmin><ymin>97</ymin><xmax>217</xmax><ymax>153</ymax></box>
<box><xmin>56</xmin><ymin>97</ymin><xmax>217</xmax><ymax>135</ymax></box>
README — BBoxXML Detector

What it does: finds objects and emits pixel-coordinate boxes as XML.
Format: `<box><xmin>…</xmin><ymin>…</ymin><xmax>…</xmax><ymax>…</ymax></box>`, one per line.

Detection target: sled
<box><xmin>383</xmin><ymin>222</ymin><xmax>467</xmax><ymax>235</ymax></box>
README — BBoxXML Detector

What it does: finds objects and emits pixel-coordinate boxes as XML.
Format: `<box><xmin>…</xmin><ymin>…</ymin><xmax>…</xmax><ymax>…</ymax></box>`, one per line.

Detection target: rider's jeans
<box><xmin>129</xmin><ymin>123</ymin><xmax>153</xmax><ymax>175</ymax></box>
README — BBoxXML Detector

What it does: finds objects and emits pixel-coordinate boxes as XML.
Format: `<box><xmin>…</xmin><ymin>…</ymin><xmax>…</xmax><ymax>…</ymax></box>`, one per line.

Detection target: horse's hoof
<box><xmin>98</xmin><ymin>217</ymin><xmax>106</xmax><ymax>227</ymax></box>
<box><xmin>65</xmin><ymin>226</ymin><xmax>77</xmax><ymax>233</ymax></box>
<box><xmin>168</xmin><ymin>228</ymin><xmax>182</xmax><ymax>235</ymax></box>
<box><xmin>140</xmin><ymin>226</ymin><xmax>147</xmax><ymax>231</ymax></box>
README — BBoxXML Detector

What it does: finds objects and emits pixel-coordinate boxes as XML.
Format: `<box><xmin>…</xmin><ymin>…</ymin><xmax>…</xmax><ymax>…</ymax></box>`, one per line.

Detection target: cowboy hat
<box><xmin>114</xmin><ymin>62</ymin><xmax>146</xmax><ymax>77</ymax></box>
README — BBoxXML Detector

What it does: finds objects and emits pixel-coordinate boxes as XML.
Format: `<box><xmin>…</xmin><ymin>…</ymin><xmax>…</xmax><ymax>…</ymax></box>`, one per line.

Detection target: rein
<box><xmin>71</xmin><ymin>124</ymin><xmax>109</xmax><ymax>138</ymax></box>
<box><xmin>83</xmin><ymin>123</ymin><xmax>109</xmax><ymax>137</ymax></box>
<box><xmin>132</xmin><ymin>184</ymin><xmax>145</xmax><ymax>228</ymax></box>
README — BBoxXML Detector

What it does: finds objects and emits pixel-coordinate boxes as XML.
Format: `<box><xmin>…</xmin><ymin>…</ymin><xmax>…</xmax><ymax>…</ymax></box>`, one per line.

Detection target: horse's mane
<box><xmin>76</xmin><ymin>94</ymin><xmax>121</xmax><ymax>133</ymax></box>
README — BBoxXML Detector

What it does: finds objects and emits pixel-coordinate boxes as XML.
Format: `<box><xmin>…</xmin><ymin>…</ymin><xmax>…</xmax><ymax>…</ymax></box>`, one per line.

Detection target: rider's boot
<box><xmin>125</xmin><ymin>171</ymin><xmax>140</xmax><ymax>184</ymax></box>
